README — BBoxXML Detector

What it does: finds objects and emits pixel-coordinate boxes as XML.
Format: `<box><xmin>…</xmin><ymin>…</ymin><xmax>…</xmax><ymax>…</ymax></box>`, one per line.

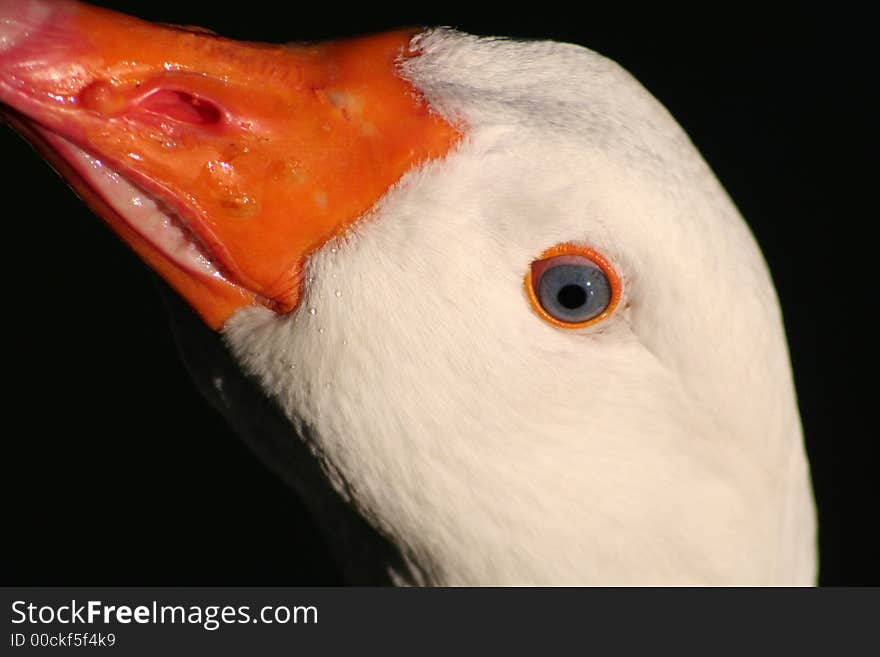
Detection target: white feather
<box><xmin>223</xmin><ymin>29</ymin><xmax>816</xmax><ymax>585</ymax></box>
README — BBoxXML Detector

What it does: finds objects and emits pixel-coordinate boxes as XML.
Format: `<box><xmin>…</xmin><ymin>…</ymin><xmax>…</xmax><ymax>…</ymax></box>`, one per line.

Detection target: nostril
<box><xmin>138</xmin><ymin>89</ymin><xmax>223</xmax><ymax>126</ymax></box>
<box><xmin>0</xmin><ymin>0</ymin><xmax>51</xmax><ymax>53</ymax></box>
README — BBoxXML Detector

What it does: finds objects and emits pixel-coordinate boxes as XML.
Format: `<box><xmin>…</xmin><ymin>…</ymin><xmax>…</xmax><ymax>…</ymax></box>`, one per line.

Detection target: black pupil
<box><xmin>557</xmin><ymin>284</ymin><xmax>587</xmax><ymax>309</ymax></box>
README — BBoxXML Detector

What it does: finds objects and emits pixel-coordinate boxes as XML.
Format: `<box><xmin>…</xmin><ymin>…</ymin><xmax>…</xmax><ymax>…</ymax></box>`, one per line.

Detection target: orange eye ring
<box><xmin>524</xmin><ymin>242</ymin><xmax>622</xmax><ymax>329</ymax></box>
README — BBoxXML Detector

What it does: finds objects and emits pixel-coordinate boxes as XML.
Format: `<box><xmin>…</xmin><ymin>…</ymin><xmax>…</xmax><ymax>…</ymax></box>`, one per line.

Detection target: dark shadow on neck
<box><xmin>157</xmin><ymin>282</ymin><xmax>413</xmax><ymax>585</ymax></box>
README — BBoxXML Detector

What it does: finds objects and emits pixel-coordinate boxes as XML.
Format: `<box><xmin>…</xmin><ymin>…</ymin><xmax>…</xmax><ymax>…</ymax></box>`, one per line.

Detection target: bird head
<box><xmin>0</xmin><ymin>0</ymin><xmax>815</xmax><ymax>584</ymax></box>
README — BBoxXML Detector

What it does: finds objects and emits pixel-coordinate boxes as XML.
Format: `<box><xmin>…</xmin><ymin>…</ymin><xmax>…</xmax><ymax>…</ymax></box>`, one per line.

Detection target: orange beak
<box><xmin>0</xmin><ymin>0</ymin><xmax>459</xmax><ymax>328</ymax></box>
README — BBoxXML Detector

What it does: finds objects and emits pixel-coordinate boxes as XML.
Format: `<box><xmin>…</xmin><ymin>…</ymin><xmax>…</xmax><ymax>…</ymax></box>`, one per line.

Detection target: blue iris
<box><xmin>537</xmin><ymin>263</ymin><xmax>611</xmax><ymax>323</ymax></box>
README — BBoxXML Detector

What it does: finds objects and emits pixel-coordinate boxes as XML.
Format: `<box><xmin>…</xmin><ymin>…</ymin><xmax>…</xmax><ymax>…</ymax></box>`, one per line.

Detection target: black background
<box><xmin>1</xmin><ymin>2</ymin><xmax>874</xmax><ymax>585</ymax></box>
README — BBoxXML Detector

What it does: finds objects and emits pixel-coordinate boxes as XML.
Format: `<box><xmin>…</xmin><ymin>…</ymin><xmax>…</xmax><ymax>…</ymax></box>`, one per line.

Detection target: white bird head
<box><xmin>0</xmin><ymin>1</ymin><xmax>816</xmax><ymax>584</ymax></box>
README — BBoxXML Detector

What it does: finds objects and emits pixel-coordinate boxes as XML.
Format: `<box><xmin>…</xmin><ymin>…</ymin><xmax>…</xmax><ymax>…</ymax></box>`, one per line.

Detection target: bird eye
<box><xmin>525</xmin><ymin>243</ymin><xmax>621</xmax><ymax>329</ymax></box>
